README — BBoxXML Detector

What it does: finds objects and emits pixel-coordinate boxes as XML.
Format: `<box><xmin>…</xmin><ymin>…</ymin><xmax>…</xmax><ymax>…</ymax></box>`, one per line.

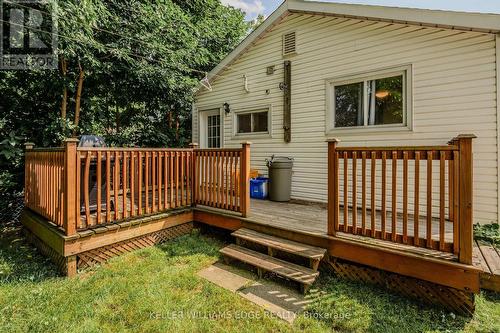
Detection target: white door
<box><xmin>200</xmin><ymin>109</ymin><xmax>222</xmax><ymax>148</ymax></box>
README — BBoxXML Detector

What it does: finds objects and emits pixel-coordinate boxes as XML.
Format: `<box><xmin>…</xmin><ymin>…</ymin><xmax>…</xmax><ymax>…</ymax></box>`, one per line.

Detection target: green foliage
<box><xmin>0</xmin><ymin>0</ymin><xmax>249</xmax><ymax>200</ymax></box>
<box><xmin>474</xmin><ymin>223</ymin><xmax>500</xmax><ymax>247</ymax></box>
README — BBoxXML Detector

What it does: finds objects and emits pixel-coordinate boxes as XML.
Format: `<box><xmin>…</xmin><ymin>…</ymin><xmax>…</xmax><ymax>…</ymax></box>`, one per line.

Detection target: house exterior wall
<box><xmin>194</xmin><ymin>13</ymin><xmax>499</xmax><ymax>224</ymax></box>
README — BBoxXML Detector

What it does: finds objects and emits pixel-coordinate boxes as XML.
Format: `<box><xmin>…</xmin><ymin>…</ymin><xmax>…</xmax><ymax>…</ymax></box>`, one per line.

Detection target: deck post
<box><xmin>24</xmin><ymin>142</ymin><xmax>35</xmax><ymax>205</ymax></box>
<box><xmin>327</xmin><ymin>138</ymin><xmax>340</xmax><ymax>236</ymax></box>
<box><xmin>189</xmin><ymin>143</ymin><xmax>198</xmax><ymax>206</ymax></box>
<box><xmin>240</xmin><ymin>142</ymin><xmax>251</xmax><ymax>217</ymax></box>
<box><xmin>63</xmin><ymin>138</ymin><xmax>79</xmax><ymax>236</ymax></box>
<box><xmin>456</xmin><ymin>134</ymin><xmax>476</xmax><ymax>265</ymax></box>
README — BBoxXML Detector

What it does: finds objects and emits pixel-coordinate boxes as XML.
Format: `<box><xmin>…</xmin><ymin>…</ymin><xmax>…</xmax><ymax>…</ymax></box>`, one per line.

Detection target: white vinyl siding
<box><xmin>194</xmin><ymin>13</ymin><xmax>498</xmax><ymax>224</ymax></box>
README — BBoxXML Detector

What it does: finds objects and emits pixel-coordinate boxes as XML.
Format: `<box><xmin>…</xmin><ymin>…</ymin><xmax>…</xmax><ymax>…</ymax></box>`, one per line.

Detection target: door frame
<box><xmin>198</xmin><ymin>107</ymin><xmax>224</xmax><ymax>148</ymax></box>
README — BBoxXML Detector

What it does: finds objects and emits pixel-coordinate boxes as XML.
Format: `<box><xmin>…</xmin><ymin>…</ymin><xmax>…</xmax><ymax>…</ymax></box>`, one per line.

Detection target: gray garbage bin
<box><xmin>266</xmin><ymin>156</ymin><xmax>293</xmax><ymax>202</ymax></box>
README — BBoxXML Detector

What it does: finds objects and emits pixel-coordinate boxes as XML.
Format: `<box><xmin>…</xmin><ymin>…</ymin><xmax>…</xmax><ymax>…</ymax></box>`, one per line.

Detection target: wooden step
<box><xmin>220</xmin><ymin>244</ymin><xmax>320</xmax><ymax>287</ymax></box>
<box><xmin>232</xmin><ymin>228</ymin><xmax>326</xmax><ymax>260</ymax></box>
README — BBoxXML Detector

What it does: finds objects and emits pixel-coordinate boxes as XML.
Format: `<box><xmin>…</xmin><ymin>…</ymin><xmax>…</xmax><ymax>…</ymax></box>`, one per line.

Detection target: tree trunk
<box><xmin>73</xmin><ymin>63</ymin><xmax>85</xmax><ymax>136</ymax></box>
<box><xmin>60</xmin><ymin>57</ymin><xmax>68</xmax><ymax>120</ymax></box>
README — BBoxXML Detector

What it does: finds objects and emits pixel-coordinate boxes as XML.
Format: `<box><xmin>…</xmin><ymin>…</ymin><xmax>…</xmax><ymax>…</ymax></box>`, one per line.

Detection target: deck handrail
<box><xmin>24</xmin><ymin>141</ymin><xmax>251</xmax><ymax>236</ymax></box>
<box><xmin>327</xmin><ymin>134</ymin><xmax>476</xmax><ymax>265</ymax></box>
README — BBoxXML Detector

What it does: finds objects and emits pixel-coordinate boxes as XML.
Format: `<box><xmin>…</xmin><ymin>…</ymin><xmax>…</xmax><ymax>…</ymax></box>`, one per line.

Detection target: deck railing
<box><xmin>327</xmin><ymin>134</ymin><xmax>475</xmax><ymax>264</ymax></box>
<box><xmin>24</xmin><ymin>140</ymin><xmax>250</xmax><ymax>236</ymax></box>
<box><xmin>24</xmin><ymin>146</ymin><xmax>65</xmax><ymax>227</ymax></box>
<box><xmin>193</xmin><ymin>142</ymin><xmax>250</xmax><ymax>215</ymax></box>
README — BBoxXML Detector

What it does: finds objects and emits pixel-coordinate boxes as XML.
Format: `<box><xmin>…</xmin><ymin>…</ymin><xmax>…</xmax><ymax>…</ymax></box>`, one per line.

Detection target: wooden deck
<box><xmin>473</xmin><ymin>239</ymin><xmax>500</xmax><ymax>291</ymax></box>
<box><xmin>200</xmin><ymin>199</ymin><xmax>498</xmax><ymax>291</ymax></box>
<box><xmin>248</xmin><ymin>199</ymin><xmax>454</xmax><ymax>241</ymax></box>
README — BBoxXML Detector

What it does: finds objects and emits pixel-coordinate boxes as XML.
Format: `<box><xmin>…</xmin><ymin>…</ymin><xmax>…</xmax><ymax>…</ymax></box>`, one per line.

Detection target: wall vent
<box><xmin>282</xmin><ymin>31</ymin><xmax>296</xmax><ymax>56</ymax></box>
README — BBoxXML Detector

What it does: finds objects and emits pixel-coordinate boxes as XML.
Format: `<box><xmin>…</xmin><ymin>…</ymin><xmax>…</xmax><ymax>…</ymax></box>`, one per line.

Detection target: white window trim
<box><xmin>325</xmin><ymin>65</ymin><xmax>413</xmax><ymax>136</ymax></box>
<box><xmin>232</xmin><ymin>105</ymin><xmax>273</xmax><ymax>139</ymax></box>
<box><xmin>198</xmin><ymin>106</ymin><xmax>224</xmax><ymax>148</ymax></box>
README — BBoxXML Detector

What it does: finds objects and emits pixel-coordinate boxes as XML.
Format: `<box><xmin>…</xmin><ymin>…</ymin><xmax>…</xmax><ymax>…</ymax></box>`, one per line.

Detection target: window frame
<box><xmin>325</xmin><ymin>65</ymin><xmax>413</xmax><ymax>135</ymax></box>
<box><xmin>232</xmin><ymin>105</ymin><xmax>273</xmax><ymax>139</ymax></box>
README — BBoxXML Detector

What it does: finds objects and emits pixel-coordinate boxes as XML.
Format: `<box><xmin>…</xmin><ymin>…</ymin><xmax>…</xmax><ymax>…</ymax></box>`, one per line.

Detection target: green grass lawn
<box><xmin>0</xmin><ymin>223</ymin><xmax>499</xmax><ymax>333</ymax></box>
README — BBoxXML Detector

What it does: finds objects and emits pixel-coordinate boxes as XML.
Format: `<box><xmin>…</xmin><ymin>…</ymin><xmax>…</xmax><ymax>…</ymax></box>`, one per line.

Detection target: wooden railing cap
<box><xmin>64</xmin><ymin>138</ymin><xmax>80</xmax><ymax>143</ymax></box>
<box><xmin>455</xmin><ymin>134</ymin><xmax>477</xmax><ymax>139</ymax></box>
<box><xmin>326</xmin><ymin>138</ymin><xmax>341</xmax><ymax>143</ymax></box>
<box><xmin>241</xmin><ymin>141</ymin><xmax>252</xmax><ymax>145</ymax></box>
<box><xmin>24</xmin><ymin>142</ymin><xmax>35</xmax><ymax>149</ymax></box>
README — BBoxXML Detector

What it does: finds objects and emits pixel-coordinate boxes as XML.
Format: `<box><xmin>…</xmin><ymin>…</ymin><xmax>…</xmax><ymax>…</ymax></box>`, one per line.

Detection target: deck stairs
<box><xmin>220</xmin><ymin>228</ymin><xmax>327</xmax><ymax>293</ymax></box>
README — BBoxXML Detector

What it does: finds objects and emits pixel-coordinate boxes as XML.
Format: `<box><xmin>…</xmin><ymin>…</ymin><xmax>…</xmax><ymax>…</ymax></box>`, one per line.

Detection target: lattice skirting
<box><xmin>77</xmin><ymin>222</ymin><xmax>193</xmax><ymax>270</ymax></box>
<box><xmin>23</xmin><ymin>228</ymin><xmax>68</xmax><ymax>274</ymax></box>
<box><xmin>327</xmin><ymin>258</ymin><xmax>475</xmax><ymax>316</ymax></box>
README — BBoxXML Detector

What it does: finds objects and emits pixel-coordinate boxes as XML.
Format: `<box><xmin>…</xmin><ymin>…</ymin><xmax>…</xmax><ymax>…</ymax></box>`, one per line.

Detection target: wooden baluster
<box><xmin>219</xmin><ymin>152</ymin><xmax>224</xmax><ymax>208</ymax></box>
<box><xmin>186</xmin><ymin>151</ymin><xmax>191</xmax><ymax>206</ymax></box>
<box><xmin>199</xmin><ymin>151</ymin><xmax>203</xmax><ymax>205</ymax></box>
<box><xmin>170</xmin><ymin>151</ymin><xmax>175</xmax><ymax>208</ymax></box>
<box><xmin>164</xmin><ymin>151</ymin><xmax>169</xmax><ymax>209</ymax></box>
<box><xmin>105</xmin><ymin>151</ymin><xmax>111</xmax><ymax>222</ymax></box>
<box><xmin>152</xmin><ymin>152</ymin><xmax>156</xmax><ymax>212</ymax></box>
<box><xmin>122</xmin><ymin>151</ymin><xmax>128</xmax><ymax>218</ymax></box>
<box><xmin>235</xmin><ymin>153</ymin><xmax>240</xmax><ymax>211</ymax></box>
<box><xmin>207</xmin><ymin>151</ymin><xmax>211</xmax><ymax>206</ymax></box>
<box><xmin>130</xmin><ymin>151</ymin><xmax>136</xmax><ymax>217</ymax></box>
<box><xmin>381</xmin><ymin>151</ymin><xmax>387</xmax><ymax>240</ymax></box>
<box><xmin>225</xmin><ymin>152</ymin><xmax>229</xmax><ymax>210</ymax></box>
<box><xmin>138</xmin><ymin>152</ymin><xmax>143</xmax><ymax>215</ymax></box>
<box><xmin>343</xmin><ymin>151</ymin><xmax>348</xmax><ymax>232</ymax></box>
<box><xmin>426</xmin><ymin>151</ymin><xmax>433</xmax><ymax>248</ymax></box>
<box><xmin>48</xmin><ymin>152</ymin><xmax>52</xmax><ymax>221</ymax></box>
<box><xmin>182</xmin><ymin>151</ymin><xmax>187</xmax><ymax>206</ymax></box>
<box><xmin>158</xmin><ymin>152</ymin><xmax>162</xmax><ymax>210</ymax></box>
<box><xmin>174</xmin><ymin>151</ymin><xmax>180</xmax><ymax>207</ymax></box>
<box><xmin>229</xmin><ymin>152</ymin><xmax>234</xmax><ymax>210</ymax></box>
<box><xmin>214</xmin><ymin>152</ymin><xmax>218</xmax><ymax>207</ymax></box>
<box><xmin>352</xmin><ymin>151</ymin><xmax>357</xmax><ymax>235</ymax></box>
<box><xmin>50</xmin><ymin>152</ymin><xmax>53</xmax><ymax>221</ymax></box>
<box><xmin>391</xmin><ymin>151</ymin><xmax>397</xmax><ymax>242</ymax></box>
<box><xmin>448</xmin><ymin>159</ymin><xmax>454</xmax><ymax>221</ymax></box>
<box><xmin>371</xmin><ymin>151</ymin><xmax>376</xmax><ymax>237</ymax></box>
<box><xmin>96</xmin><ymin>151</ymin><xmax>102</xmax><ymax>225</ymax></box>
<box><xmin>114</xmin><ymin>151</ymin><xmax>120</xmax><ymax>220</ymax></box>
<box><xmin>361</xmin><ymin>151</ymin><xmax>366</xmax><ymax>236</ymax></box>
<box><xmin>211</xmin><ymin>151</ymin><xmax>216</xmax><ymax>207</ymax></box>
<box><xmin>169</xmin><ymin>151</ymin><xmax>174</xmax><ymax>208</ymax></box>
<box><xmin>145</xmin><ymin>152</ymin><xmax>149</xmax><ymax>214</ymax></box>
<box><xmin>453</xmin><ymin>150</ymin><xmax>460</xmax><ymax>254</ymax></box>
<box><xmin>206</xmin><ymin>151</ymin><xmax>210</xmax><ymax>206</ymax></box>
<box><xmin>84</xmin><ymin>151</ymin><xmax>91</xmax><ymax>226</ymax></box>
<box><xmin>414</xmin><ymin>152</ymin><xmax>420</xmax><ymax>246</ymax></box>
<box><xmin>403</xmin><ymin>151</ymin><xmax>408</xmax><ymax>244</ymax></box>
<box><xmin>439</xmin><ymin>151</ymin><xmax>446</xmax><ymax>251</ymax></box>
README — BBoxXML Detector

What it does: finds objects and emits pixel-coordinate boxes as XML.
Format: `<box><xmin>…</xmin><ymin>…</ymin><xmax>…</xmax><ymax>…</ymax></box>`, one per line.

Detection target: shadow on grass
<box><xmin>304</xmin><ymin>274</ymin><xmax>470</xmax><ymax>333</ymax></box>
<box><xmin>0</xmin><ymin>220</ymin><xmax>59</xmax><ymax>284</ymax></box>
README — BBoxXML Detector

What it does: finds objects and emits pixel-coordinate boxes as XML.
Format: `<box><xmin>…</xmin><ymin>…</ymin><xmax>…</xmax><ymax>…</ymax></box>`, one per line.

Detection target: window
<box><xmin>236</xmin><ymin>109</ymin><xmax>269</xmax><ymax>134</ymax></box>
<box><xmin>207</xmin><ymin>114</ymin><xmax>220</xmax><ymax>148</ymax></box>
<box><xmin>328</xmin><ymin>67</ymin><xmax>411</xmax><ymax>131</ymax></box>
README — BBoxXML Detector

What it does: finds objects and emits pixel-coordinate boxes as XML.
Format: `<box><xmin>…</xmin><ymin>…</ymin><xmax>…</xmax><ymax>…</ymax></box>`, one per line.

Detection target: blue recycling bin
<box><xmin>250</xmin><ymin>177</ymin><xmax>269</xmax><ymax>199</ymax></box>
